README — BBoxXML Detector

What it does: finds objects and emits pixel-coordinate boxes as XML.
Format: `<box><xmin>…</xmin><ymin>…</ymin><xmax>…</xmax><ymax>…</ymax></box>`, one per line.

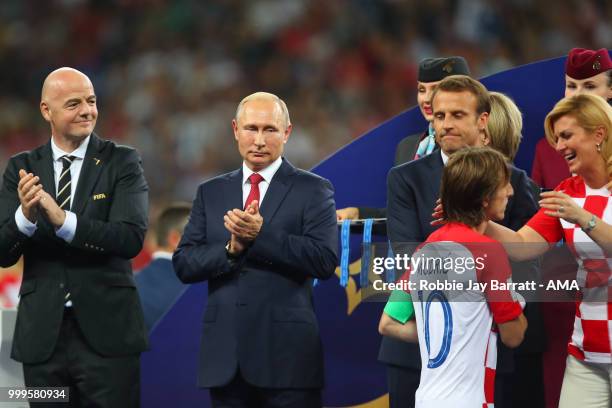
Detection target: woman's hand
<box><xmin>430</xmin><ymin>198</ymin><xmax>445</xmax><ymax>226</ymax></box>
<box><xmin>539</xmin><ymin>190</ymin><xmax>592</xmax><ymax>227</ymax></box>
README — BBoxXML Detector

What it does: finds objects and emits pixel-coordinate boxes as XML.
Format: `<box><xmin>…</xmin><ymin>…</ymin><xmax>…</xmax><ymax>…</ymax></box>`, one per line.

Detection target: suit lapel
<box><xmin>30</xmin><ymin>142</ymin><xmax>59</xmax><ymax>236</ymax></box>
<box><xmin>425</xmin><ymin>150</ymin><xmax>444</xmax><ymax>200</ymax></box>
<box><xmin>259</xmin><ymin>159</ymin><xmax>294</xmax><ymax>222</ymax></box>
<box><xmin>223</xmin><ymin>168</ymin><xmax>243</xmax><ymax>212</ymax></box>
<box><xmin>31</xmin><ymin>142</ymin><xmax>56</xmax><ymax>198</ymax></box>
<box><xmin>72</xmin><ymin>134</ymin><xmax>106</xmax><ymax>214</ymax></box>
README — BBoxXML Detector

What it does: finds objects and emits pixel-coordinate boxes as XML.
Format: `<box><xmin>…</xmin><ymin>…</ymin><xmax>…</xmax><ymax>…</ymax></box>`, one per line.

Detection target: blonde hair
<box><xmin>544</xmin><ymin>94</ymin><xmax>612</xmax><ymax>177</ymax></box>
<box><xmin>235</xmin><ymin>92</ymin><xmax>291</xmax><ymax>129</ymax></box>
<box><xmin>486</xmin><ymin>92</ymin><xmax>523</xmax><ymax>161</ymax></box>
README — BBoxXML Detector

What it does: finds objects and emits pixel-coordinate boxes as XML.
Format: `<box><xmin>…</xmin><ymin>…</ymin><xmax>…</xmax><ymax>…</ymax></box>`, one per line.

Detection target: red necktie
<box><xmin>244</xmin><ymin>173</ymin><xmax>264</xmax><ymax>209</ymax></box>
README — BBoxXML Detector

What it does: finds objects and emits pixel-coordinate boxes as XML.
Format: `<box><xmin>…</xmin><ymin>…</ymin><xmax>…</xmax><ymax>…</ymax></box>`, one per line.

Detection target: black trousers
<box><xmin>386</xmin><ymin>364</ymin><xmax>420</xmax><ymax>408</ymax></box>
<box><xmin>22</xmin><ymin>308</ymin><xmax>140</xmax><ymax>408</ymax></box>
<box><xmin>210</xmin><ymin>370</ymin><xmax>322</xmax><ymax>408</ymax></box>
<box><xmin>495</xmin><ymin>353</ymin><xmax>545</xmax><ymax>408</ymax></box>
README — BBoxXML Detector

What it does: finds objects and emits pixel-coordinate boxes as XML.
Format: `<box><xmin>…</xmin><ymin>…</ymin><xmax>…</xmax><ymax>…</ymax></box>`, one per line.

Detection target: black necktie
<box><xmin>57</xmin><ymin>155</ymin><xmax>76</xmax><ymax>210</ymax></box>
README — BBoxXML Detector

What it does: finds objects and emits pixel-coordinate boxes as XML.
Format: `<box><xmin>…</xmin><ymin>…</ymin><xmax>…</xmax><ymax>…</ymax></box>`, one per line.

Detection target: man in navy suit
<box><xmin>136</xmin><ymin>203</ymin><xmax>191</xmax><ymax>332</ymax></box>
<box><xmin>173</xmin><ymin>92</ymin><xmax>338</xmax><ymax>407</ymax></box>
<box><xmin>384</xmin><ymin>75</ymin><xmax>539</xmax><ymax>407</ymax></box>
<box><xmin>336</xmin><ymin>56</ymin><xmax>471</xmax><ymax>222</ymax></box>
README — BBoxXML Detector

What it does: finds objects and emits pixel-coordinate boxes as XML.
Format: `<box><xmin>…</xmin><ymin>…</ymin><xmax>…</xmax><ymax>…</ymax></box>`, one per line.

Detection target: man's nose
<box><xmin>253</xmin><ymin>131</ymin><xmax>265</xmax><ymax>146</ymax></box>
<box><xmin>442</xmin><ymin>115</ymin><xmax>453</xmax><ymax>129</ymax></box>
<box><xmin>78</xmin><ymin>102</ymin><xmax>94</xmax><ymax>117</ymax></box>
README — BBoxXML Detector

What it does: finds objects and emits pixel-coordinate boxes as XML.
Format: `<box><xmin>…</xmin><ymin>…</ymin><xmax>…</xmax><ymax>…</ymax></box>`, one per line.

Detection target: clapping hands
<box><xmin>17</xmin><ymin>169</ymin><xmax>66</xmax><ymax>227</ymax></box>
<box><xmin>224</xmin><ymin>200</ymin><xmax>264</xmax><ymax>255</ymax></box>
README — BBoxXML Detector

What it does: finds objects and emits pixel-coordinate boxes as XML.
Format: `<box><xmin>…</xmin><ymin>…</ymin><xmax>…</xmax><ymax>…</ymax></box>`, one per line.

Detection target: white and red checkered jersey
<box><xmin>527</xmin><ymin>176</ymin><xmax>612</xmax><ymax>364</ymax></box>
<box><xmin>410</xmin><ymin>223</ymin><xmax>522</xmax><ymax>408</ymax></box>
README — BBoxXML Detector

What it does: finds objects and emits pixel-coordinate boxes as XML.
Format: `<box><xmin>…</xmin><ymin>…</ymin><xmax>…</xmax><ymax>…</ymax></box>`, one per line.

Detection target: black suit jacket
<box><xmin>393</xmin><ymin>131</ymin><xmax>424</xmax><ymax>166</ymax></box>
<box><xmin>173</xmin><ymin>159</ymin><xmax>338</xmax><ymax>389</ymax></box>
<box><xmin>0</xmin><ymin>134</ymin><xmax>149</xmax><ymax>364</ymax></box>
<box><xmin>381</xmin><ymin>149</ymin><xmax>543</xmax><ymax>369</ymax></box>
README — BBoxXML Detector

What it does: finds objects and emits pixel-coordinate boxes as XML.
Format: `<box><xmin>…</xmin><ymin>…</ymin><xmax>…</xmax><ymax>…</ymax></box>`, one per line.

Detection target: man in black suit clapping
<box><xmin>0</xmin><ymin>67</ymin><xmax>148</xmax><ymax>407</ymax></box>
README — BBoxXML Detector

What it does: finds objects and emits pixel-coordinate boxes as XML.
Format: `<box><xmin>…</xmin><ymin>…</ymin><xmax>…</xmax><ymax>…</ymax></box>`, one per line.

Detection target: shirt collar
<box><xmin>152</xmin><ymin>251</ymin><xmax>173</xmax><ymax>260</ymax></box>
<box><xmin>242</xmin><ymin>156</ymin><xmax>283</xmax><ymax>185</ymax></box>
<box><xmin>51</xmin><ymin>135</ymin><xmax>90</xmax><ymax>162</ymax></box>
<box><xmin>440</xmin><ymin>149</ymin><xmax>449</xmax><ymax>165</ymax></box>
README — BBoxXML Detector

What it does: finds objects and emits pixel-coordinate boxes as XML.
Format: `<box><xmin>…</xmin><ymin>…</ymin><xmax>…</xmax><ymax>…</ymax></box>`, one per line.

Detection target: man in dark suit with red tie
<box><xmin>0</xmin><ymin>67</ymin><xmax>148</xmax><ymax>407</ymax></box>
<box><xmin>173</xmin><ymin>92</ymin><xmax>338</xmax><ymax>407</ymax></box>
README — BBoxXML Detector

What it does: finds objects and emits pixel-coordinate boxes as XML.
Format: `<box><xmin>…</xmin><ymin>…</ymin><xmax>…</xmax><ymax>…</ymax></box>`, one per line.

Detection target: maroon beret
<box><xmin>565</xmin><ymin>48</ymin><xmax>612</xmax><ymax>80</ymax></box>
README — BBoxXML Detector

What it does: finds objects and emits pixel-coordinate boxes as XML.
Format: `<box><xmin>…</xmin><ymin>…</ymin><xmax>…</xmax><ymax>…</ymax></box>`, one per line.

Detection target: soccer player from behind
<box><xmin>382</xmin><ymin>147</ymin><xmax>527</xmax><ymax>408</ymax></box>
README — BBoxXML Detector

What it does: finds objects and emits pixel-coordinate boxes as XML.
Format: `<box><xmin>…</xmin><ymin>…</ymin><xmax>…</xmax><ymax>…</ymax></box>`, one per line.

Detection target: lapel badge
<box><xmin>93</xmin><ymin>193</ymin><xmax>107</xmax><ymax>201</ymax></box>
<box><xmin>93</xmin><ymin>157</ymin><xmax>101</xmax><ymax>166</ymax></box>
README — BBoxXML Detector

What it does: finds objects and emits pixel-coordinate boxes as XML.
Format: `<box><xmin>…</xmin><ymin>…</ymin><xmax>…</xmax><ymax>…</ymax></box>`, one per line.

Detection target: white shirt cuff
<box><xmin>15</xmin><ymin>205</ymin><xmax>37</xmax><ymax>237</ymax></box>
<box><xmin>56</xmin><ymin>211</ymin><xmax>77</xmax><ymax>243</ymax></box>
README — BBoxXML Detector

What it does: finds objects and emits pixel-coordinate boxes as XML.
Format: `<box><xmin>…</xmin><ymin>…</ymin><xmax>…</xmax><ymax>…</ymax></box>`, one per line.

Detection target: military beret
<box><xmin>418</xmin><ymin>56</ymin><xmax>471</xmax><ymax>83</ymax></box>
<box><xmin>565</xmin><ymin>48</ymin><xmax>612</xmax><ymax>80</ymax></box>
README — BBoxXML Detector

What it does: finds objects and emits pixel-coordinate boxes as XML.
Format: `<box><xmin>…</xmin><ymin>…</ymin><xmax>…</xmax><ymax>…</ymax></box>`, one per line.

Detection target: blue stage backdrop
<box><xmin>141</xmin><ymin>55</ymin><xmax>572</xmax><ymax>407</ymax></box>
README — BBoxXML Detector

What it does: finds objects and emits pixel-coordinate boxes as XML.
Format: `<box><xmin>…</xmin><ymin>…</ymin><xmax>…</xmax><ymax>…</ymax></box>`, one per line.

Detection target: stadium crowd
<box><xmin>0</xmin><ymin>0</ymin><xmax>609</xmax><ymax>205</ymax></box>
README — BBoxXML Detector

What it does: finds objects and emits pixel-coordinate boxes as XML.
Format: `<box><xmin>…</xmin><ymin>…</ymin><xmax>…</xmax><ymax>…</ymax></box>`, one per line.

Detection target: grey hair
<box><xmin>235</xmin><ymin>92</ymin><xmax>291</xmax><ymax>128</ymax></box>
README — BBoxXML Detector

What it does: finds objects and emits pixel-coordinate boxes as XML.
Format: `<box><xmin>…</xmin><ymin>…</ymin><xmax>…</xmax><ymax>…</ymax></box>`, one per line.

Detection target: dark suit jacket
<box><xmin>394</xmin><ymin>131</ymin><xmax>424</xmax><ymax>166</ymax></box>
<box><xmin>173</xmin><ymin>158</ymin><xmax>338</xmax><ymax>389</ymax></box>
<box><xmin>381</xmin><ymin>149</ymin><xmax>543</xmax><ymax>369</ymax></box>
<box><xmin>0</xmin><ymin>134</ymin><xmax>149</xmax><ymax>364</ymax></box>
<box><xmin>359</xmin><ymin>131</ymin><xmax>424</xmax><ymax>220</ymax></box>
<box><xmin>135</xmin><ymin>257</ymin><xmax>188</xmax><ymax>333</ymax></box>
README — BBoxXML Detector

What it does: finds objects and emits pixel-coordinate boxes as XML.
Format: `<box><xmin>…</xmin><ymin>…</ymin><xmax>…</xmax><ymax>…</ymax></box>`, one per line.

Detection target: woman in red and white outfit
<box><xmin>485</xmin><ymin>93</ymin><xmax>612</xmax><ymax>408</ymax></box>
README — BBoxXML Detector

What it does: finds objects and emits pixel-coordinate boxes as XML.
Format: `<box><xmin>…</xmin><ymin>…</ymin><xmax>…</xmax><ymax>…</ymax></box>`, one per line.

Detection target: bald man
<box><xmin>0</xmin><ymin>68</ymin><xmax>148</xmax><ymax>407</ymax></box>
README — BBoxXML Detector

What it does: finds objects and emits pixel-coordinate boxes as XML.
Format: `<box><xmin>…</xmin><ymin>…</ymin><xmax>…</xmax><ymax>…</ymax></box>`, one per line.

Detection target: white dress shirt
<box><xmin>241</xmin><ymin>156</ymin><xmax>283</xmax><ymax>208</ymax></box>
